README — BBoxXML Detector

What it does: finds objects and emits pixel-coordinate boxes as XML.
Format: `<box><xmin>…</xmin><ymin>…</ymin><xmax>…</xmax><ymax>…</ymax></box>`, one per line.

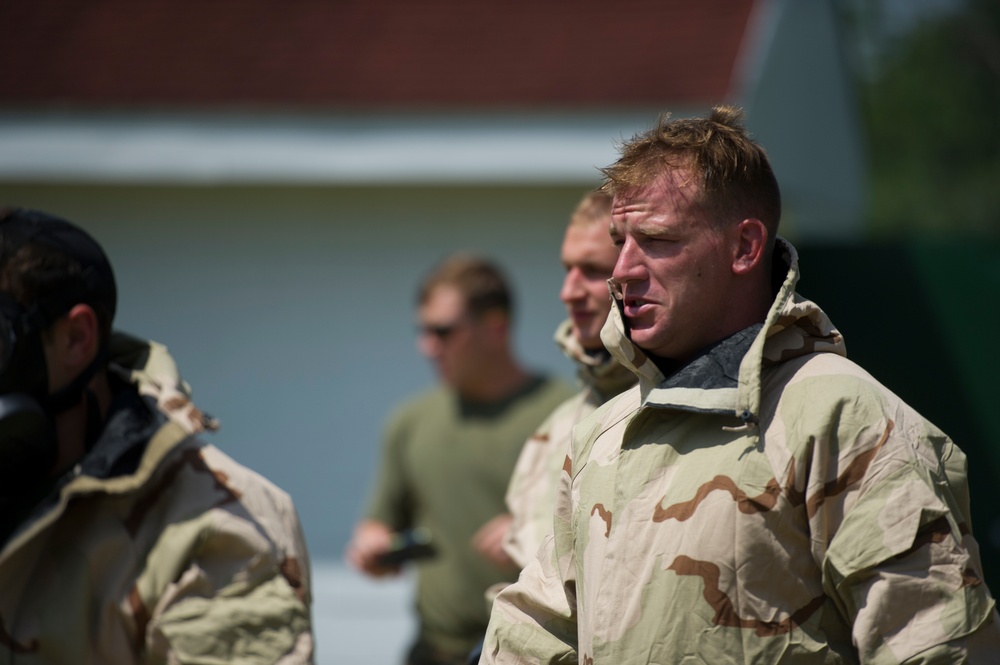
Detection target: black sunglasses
<box><xmin>417</xmin><ymin>319</ymin><xmax>469</xmax><ymax>340</ymax></box>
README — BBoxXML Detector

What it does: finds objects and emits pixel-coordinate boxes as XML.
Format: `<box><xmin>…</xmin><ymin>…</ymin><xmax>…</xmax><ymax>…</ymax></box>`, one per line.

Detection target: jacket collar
<box><xmin>553</xmin><ymin>319</ymin><xmax>636</xmax><ymax>402</ymax></box>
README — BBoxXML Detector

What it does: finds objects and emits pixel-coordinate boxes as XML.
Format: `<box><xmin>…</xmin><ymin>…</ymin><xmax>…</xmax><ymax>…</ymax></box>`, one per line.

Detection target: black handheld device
<box><xmin>374</xmin><ymin>527</ymin><xmax>437</xmax><ymax>566</ymax></box>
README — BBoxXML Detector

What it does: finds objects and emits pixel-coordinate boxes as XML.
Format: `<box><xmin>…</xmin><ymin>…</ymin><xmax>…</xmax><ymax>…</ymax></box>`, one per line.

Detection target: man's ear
<box><xmin>479</xmin><ymin>309</ymin><xmax>509</xmax><ymax>342</ymax></box>
<box><xmin>732</xmin><ymin>218</ymin><xmax>768</xmax><ymax>275</ymax></box>
<box><xmin>61</xmin><ymin>303</ymin><xmax>100</xmax><ymax>371</ymax></box>
<box><xmin>42</xmin><ymin>304</ymin><xmax>101</xmax><ymax>395</ymax></box>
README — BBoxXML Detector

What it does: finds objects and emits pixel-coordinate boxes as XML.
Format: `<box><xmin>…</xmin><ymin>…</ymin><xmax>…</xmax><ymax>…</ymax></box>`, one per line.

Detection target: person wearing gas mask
<box><xmin>0</xmin><ymin>208</ymin><xmax>314</xmax><ymax>664</ymax></box>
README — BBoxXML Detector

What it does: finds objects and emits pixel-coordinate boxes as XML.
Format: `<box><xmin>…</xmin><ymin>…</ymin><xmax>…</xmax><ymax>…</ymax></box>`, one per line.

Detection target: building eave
<box><xmin>0</xmin><ymin>109</ymin><xmax>691</xmax><ymax>186</ymax></box>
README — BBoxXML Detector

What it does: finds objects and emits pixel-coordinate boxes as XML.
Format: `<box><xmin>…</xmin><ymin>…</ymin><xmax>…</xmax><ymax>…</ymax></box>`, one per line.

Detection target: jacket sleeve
<box><xmin>128</xmin><ymin>444</ymin><xmax>314</xmax><ymax>664</ymax></box>
<box><xmin>481</xmin><ymin>440</ymin><xmax>579</xmax><ymax>663</ymax></box>
<box><xmin>814</xmin><ymin>391</ymin><xmax>1000</xmax><ymax>663</ymax></box>
<box><xmin>503</xmin><ymin>405</ymin><xmax>562</xmax><ymax>569</ymax></box>
<box><xmin>481</xmin><ymin>536</ymin><xmax>578</xmax><ymax>664</ymax></box>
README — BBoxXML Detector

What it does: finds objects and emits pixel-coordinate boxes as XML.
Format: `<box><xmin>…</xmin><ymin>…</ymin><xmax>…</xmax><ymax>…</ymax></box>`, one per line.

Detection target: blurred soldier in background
<box><xmin>347</xmin><ymin>254</ymin><xmax>572</xmax><ymax>665</ymax></box>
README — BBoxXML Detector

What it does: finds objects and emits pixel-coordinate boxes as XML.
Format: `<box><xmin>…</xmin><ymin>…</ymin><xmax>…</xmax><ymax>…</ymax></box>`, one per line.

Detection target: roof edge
<box><xmin>0</xmin><ymin>109</ymin><xmax>702</xmax><ymax>185</ymax></box>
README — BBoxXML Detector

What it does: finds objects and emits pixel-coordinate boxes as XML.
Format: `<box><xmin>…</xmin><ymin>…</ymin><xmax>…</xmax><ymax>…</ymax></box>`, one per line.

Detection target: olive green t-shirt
<box><xmin>365</xmin><ymin>375</ymin><xmax>574</xmax><ymax>656</ymax></box>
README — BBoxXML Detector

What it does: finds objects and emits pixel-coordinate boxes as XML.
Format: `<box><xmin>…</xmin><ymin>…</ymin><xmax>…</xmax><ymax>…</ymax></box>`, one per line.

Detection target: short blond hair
<box><xmin>568</xmin><ymin>190</ymin><xmax>613</xmax><ymax>229</ymax></box>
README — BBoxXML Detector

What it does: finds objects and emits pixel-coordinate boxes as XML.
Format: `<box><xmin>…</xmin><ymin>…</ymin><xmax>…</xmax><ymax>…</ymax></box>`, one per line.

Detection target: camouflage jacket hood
<box><xmin>0</xmin><ymin>334</ymin><xmax>313</xmax><ymax>664</ymax></box>
<box><xmin>600</xmin><ymin>237</ymin><xmax>845</xmax><ymax>425</ymax></box>
<box><xmin>554</xmin><ymin>318</ymin><xmax>636</xmax><ymax>404</ymax></box>
<box><xmin>107</xmin><ymin>332</ymin><xmax>221</xmax><ymax>436</ymax></box>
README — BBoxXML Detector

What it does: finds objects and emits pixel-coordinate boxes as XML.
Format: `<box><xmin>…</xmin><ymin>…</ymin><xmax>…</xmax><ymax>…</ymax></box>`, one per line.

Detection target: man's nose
<box><xmin>613</xmin><ymin>239</ymin><xmax>644</xmax><ymax>283</ymax></box>
<box><xmin>417</xmin><ymin>332</ymin><xmax>442</xmax><ymax>358</ymax></box>
<box><xmin>560</xmin><ymin>268</ymin><xmax>585</xmax><ymax>304</ymax></box>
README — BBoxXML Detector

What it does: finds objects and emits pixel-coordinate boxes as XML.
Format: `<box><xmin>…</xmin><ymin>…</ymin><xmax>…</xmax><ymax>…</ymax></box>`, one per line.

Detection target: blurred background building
<box><xmin>1</xmin><ymin>0</ymin><xmax>997</xmax><ymax>662</ymax></box>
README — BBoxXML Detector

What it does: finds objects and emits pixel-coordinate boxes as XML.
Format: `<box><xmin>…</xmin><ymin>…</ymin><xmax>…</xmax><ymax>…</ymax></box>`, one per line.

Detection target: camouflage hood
<box><xmin>107</xmin><ymin>332</ymin><xmax>220</xmax><ymax>435</ymax></box>
<box><xmin>600</xmin><ymin>237</ymin><xmax>845</xmax><ymax>425</ymax></box>
<box><xmin>553</xmin><ymin>319</ymin><xmax>636</xmax><ymax>403</ymax></box>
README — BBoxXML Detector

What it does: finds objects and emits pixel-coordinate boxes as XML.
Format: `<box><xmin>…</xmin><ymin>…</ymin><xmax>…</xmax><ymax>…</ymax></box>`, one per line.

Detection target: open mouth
<box><xmin>622</xmin><ymin>297</ymin><xmax>652</xmax><ymax>319</ymax></box>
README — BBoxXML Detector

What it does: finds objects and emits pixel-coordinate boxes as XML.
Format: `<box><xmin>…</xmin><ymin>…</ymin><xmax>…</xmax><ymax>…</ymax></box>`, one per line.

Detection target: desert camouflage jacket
<box><xmin>483</xmin><ymin>239</ymin><xmax>999</xmax><ymax>664</ymax></box>
<box><xmin>0</xmin><ymin>333</ymin><xmax>313</xmax><ymax>664</ymax></box>
<box><xmin>503</xmin><ymin>320</ymin><xmax>636</xmax><ymax>569</ymax></box>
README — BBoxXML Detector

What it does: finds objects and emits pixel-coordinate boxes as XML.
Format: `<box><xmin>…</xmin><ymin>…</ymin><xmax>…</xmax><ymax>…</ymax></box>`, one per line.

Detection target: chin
<box><xmin>626</xmin><ymin>328</ymin><xmax>661</xmax><ymax>353</ymax></box>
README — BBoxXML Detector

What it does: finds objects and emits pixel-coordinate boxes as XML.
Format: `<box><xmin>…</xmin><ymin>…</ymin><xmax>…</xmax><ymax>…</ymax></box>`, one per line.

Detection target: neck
<box><xmin>721</xmin><ymin>275</ymin><xmax>774</xmax><ymax>345</ymax></box>
<box><xmin>51</xmin><ymin>370</ymin><xmax>112</xmax><ymax>476</ymax></box>
<box><xmin>457</xmin><ymin>355</ymin><xmax>532</xmax><ymax>403</ymax></box>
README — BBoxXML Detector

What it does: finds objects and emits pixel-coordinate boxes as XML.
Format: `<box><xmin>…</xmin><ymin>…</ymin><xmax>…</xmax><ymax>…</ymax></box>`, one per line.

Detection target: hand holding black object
<box><xmin>374</xmin><ymin>527</ymin><xmax>437</xmax><ymax>566</ymax></box>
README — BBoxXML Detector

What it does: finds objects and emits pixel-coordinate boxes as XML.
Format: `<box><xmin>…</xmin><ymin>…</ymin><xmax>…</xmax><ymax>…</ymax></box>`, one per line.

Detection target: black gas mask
<box><xmin>0</xmin><ymin>209</ymin><xmax>117</xmax><ymax>501</ymax></box>
<box><xmin>0</xmin><ymin>290</ymin><xmax>109</xmax><ymax>497</ymax></box>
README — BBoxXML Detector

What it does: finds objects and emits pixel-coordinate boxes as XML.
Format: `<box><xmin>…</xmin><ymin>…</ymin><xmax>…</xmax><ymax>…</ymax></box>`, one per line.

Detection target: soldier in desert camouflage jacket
<box><xmin>503</xmin><ymin>191</ymin><xmax>636</xmax><ymax>571</ymax></box>
<box><xmin>481</xmin><ymin>107</ymin><xmax>1000</xmax><ymax>663</ymax></box>
<box><xmin>0</xmin><ymin>209</ymin><xmax>313</xmax><ymax>664</ymax></box>
<box><xmin>502</xmin><ymin>320</ymin><xmax>635</xmax><ymax>570</ymax></box>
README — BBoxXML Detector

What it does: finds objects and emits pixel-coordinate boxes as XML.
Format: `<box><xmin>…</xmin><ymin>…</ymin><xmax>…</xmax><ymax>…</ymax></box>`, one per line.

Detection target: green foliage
<box><xmin>848</xmin><ymin>0</ymin><xmax>1000</xmax><ymax>236</ymax></box>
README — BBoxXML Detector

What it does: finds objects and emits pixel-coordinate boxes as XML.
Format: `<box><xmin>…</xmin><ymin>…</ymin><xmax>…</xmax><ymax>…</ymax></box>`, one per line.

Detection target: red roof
<box><xmin>0</xmin><ymin>0</ymin><xmax>756</xmax><ymax>109</ymax></box>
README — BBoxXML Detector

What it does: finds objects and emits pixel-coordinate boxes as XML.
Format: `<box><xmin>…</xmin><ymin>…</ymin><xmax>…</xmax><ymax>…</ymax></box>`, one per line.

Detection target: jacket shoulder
<box><xmin>765</xmin><ymin>351</ymin><xmax>941</xmax><ymax>434</ymax></box>
<box><xmin>569</xmin><ymin>384</ymin><xmax>642</xmax><ymax>469</ymax></box>
<box><xmin>138</xmin><ymin>434</ymin><xmax>305</xmax><ymax>545</ymax></box>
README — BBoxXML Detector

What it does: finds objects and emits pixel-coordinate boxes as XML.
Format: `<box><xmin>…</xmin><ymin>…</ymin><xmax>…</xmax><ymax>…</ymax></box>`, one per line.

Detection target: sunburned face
<box><xmin>559</xmin><ymin>220</ymin><xmax>620</xmax><ymax>351</ymax></box>
<box><xmin>609</xmin><ymin>169</ymin><xmax>744</xmax><ymax>363</ymax></box>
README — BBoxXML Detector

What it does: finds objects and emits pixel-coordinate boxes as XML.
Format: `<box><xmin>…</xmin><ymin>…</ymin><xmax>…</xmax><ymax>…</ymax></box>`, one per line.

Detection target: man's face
<box><xmin>610</xmin><ymin>169</ymin><xmax>741</xmax><ymax>363</ymax></box>
<box><xmin>416</xmin><ymin>284</ymin><xmax>481</xmax><ymax>389</ymax></box>
<box><xmin>559</xmin><ymin>220</ymin><xmax>620</xmax><ymax>351</ymax></box>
